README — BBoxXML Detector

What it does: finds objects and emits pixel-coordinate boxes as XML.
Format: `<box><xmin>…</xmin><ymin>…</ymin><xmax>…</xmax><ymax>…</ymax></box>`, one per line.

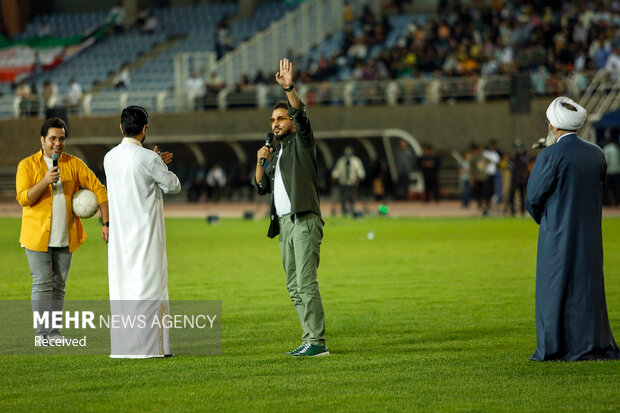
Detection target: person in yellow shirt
<box><xmin>16</xmin><ymin>117</ymin><xmax>109</xmax><ymax>344</ymax></box>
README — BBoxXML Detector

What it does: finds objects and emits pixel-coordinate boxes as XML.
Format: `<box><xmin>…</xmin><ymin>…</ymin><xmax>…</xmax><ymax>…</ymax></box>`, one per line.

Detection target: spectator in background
<box><xmin>187</xmin><ymin>166</ymin><xmax>206</xmax><ymax>203</ymax></box>
<box><xmin>206</xmin><ymin>163</ymin><xmax>226</xmax><ymax>202</ymax></box>
<box><xmin>215</xmin><ymin>20</ymin><xmax>231</xmax><ymax>60</ymax></box>
<box><xmin>206</xmin><ymin>71</ymin><xmax>225</xmax><ymax>94</ymax></box>
<box><xmin>343</xmin><ymin>0</ymin><xmax>354</xmax><ymax>24</ymax></box>
<box><xmin>331</xmin><ymin>146</ymin><xmax>366</xmax><ymax>216</ymax></box>
<box><xmin>470</xmin><ymin>143</ymin><xmax>490</xmax><ymax>216</ymax></box>
<box><xmin>604</xmin><ymin>42</ymin><xmax>620</xmax><ymax>76</ymax></box>
<box><xmin>110</xmin><ymin>2</ymin><xmax>126</xmax><ymax>34</ymax></box>
<box><xmin>67</xmin><ymin>78</ymin><xmax>82</xmax><ymax>114</ymax></box>
<box><xmin>42</xmin><ymin>80</ymin><xmax>60</xmax><ymax>112</ymax></box>
<box><xmin>113</xmin><ymin>65</ymin><xmax>131</xmax><ymax>89</ymax></box>
<box><xmin>603</xmin><ymin>139</ymin><xmax>620</xmax><ymax>206</ymax></box>
<box><xmin>16</xmin><ymin>81</ymin><xmax>36</xmax><ymax>118</ymax></box>
<box><xmin>394</xmin><ymin>139</ymin><xmax>416</xmax><ymax>200</ymax></box>
<box><xmin>32</xmin><ymin>52</ymin><xmax>42</xmax><ymax>81</ymax></box>
<box><xmin>507</xmin><ymin>140</ymin><xmax>529</xmax><ymax>216</ymax></box>
<box><xmin>483</xmin><ymin>140</ymin><xmax>502</xmax><ymax>208</ymax></box>
<box><xmin>141</xmin><ymin>11</ymin><xmax>159</xmax><ymax>34</ymax></box>
<box><xmin>38</xmin><ymin>19</ymin><xmax>52</xmax><ymax>37</ymax></box>
<box><xmin>420</xmin><ymin>143</ymin><xmax>441</xmax><ymax>202</ymax></box>
<box><xmin>370</xmin><ymin>159</ymin><xmax>387</xmax><ymax>201</ymax></box>
<box><xmin>186</xmin><ymin>71</ymin><xmax>206</xmax><ymax>111</ymax></box>
<box><xmin>453</xmin><ymin>148</ymin><xmax>471</xmax><ymax>208</ymax></box>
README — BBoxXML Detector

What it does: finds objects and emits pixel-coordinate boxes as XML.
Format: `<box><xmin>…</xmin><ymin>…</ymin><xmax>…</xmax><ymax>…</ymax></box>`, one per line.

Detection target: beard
<box><xmin>274</xmin><ymin>128</ymin><xmax>292</xmax><ymax>140</ymax></box>
<box><xmin>544</xmin><ymin>126</ymin><xmax>556</xmax><ymax>147</ymax></box>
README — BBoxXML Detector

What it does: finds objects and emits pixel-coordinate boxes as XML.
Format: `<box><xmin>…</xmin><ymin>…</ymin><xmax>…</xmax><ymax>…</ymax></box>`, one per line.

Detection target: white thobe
<box><xmin>103</xmin><ymin>138</ymin><xmax>181</xmax><ymax>358</ymax></box>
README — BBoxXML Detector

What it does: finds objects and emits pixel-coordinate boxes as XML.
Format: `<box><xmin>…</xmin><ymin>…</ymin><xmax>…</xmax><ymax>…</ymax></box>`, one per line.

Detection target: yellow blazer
<box><xmin>16</xmin><ymin>150</ymin><xmax>107</xmax><ymax>252</ymax></box>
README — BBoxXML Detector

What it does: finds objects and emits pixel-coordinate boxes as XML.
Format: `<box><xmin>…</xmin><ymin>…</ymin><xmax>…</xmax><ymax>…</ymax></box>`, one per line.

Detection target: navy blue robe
<box><xmin>526</xmin><ymin>133</ymin><xmax>620</xmax><ymax>361</ymax></box>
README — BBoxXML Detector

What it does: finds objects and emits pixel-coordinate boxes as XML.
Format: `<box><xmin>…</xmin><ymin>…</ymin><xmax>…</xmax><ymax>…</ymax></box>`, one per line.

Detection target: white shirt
<box><xmin>206</xmin><ymin>166</ymin><xmax>226</xmax><ymax>186</ymax></box>
<box><xmin>68</xmin><ymin>82</ymin><xmax>82</xmax><ymax>105</ymax></box>
<box><xmin>604</xmin><ymin>52</ymin><xmax>620</xmax><ymax>72</ymax></box>
<box><xmin>186</xmin><ymin>76</ymin><xmax>205</xmax><ymax>98</ymax></box>
<box><xmin>332</xmin><ymin>155</ymin><xmax>366</xmax><ymax>186</ymax></box>
<box><xmin>273</xmin><ymin>146</ymin><xmax>291</xmax><ymax>216</ymax></box>
<box><xmin>603</xmin><ymin>142</ymin><xmax>620</xmax><ymax>175</ymax></box>
<box><xmin>483</xmin><ymin>149</ymin><xmax>501</xmax><ymax>175</ymax></box>
<box><xmin>44</xmin><ymin>156</ymin><xmax>69</xmax><ymax>247</ymax></box>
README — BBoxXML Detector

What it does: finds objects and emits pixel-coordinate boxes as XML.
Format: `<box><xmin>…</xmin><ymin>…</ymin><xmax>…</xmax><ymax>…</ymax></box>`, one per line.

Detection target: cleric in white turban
<box><xmin>543</xmin><ymin>97</ymin><xmax>587</xmax><ymax>146</ymax></box>
<box><xmin>525</xmin><ymin>97</ymin><xmax>620</xmax><ymax>361</ymax></box>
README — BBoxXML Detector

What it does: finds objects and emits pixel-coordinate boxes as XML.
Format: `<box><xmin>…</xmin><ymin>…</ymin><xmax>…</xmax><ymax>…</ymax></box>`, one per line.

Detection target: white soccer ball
<box><xmin>72</xmin><ymin>189</ymin><xmax>99</xmax><ymax>218</ymax></box>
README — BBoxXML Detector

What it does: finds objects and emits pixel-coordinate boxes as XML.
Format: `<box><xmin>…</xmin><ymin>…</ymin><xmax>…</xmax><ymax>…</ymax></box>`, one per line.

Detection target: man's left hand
<box><xmin>154</xmin><ymin>145</ymin><xmax>174</xmax><ymax>164</ymax></box>
<box><xmin>101</xmin><ymin>226</ymin><xmax>109</xmax><ymax>243</ymax></box>
<box><xmin>275</xmin><ymin>58</ymin><xmax>294</xmax><ymax>89</ymax></box>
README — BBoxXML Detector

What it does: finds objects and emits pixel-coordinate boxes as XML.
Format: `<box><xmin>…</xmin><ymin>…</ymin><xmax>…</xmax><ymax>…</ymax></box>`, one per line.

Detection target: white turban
<box><xmin>546</xmin><ymin>97</ymin><xmax>587</xmax><ymax>131</ymax></box>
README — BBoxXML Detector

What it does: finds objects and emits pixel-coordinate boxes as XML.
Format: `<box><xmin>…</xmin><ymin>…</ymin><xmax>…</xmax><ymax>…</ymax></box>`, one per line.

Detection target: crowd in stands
<box><xmin>4</xmin><ymin>1</ymin><xmax>620</xmax><ymax>117</ymax></box>
<box><xmin>296</xmin><ymin>0</ymin><xmax>619</xmax><ymax>86</ymax></box>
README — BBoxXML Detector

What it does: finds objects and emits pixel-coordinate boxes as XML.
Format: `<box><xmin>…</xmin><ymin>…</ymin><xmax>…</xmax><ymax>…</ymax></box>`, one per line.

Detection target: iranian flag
<box><xmin>0</xmin><ymin>15</ymin><xmax>113</xmax><ymax>83</ymax></box>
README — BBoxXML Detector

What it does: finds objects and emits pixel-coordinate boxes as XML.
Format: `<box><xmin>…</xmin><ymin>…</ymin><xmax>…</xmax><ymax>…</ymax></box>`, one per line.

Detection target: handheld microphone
<box><xmin>260</xmin><ymin>133</ymin><xmax>274</xmax><ymax>167</ymax></box>
<box><xmin>531</xmin><ymin>138</ymin><xmax>546</xmax><ymax>150</ymax></box>
<box><xmin>52</xmin><ymin>153</ymin><xmax>59</xmax><ymax>167</ymax></box>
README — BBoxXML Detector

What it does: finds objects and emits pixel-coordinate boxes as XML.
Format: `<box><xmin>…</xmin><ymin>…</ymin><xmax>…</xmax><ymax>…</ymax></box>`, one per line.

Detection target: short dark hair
<box><xmin>41</xmin><ymin>117</ymin><xmax>67</xmax><ymax>138</ymax></box>
<box><xmin>121</xmin><ymin>105</ymin><xmax>149</xmax><ymax>137</ymax></box>
<box><xmin>272</xmin><ymin>101</ymin><xmax>288</xmax><ymax>111</ymax></box>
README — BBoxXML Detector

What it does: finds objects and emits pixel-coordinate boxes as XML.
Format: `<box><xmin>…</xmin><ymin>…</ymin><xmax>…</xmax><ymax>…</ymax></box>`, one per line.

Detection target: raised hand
<box><xmin>154</xmin><ymin>145</ymin><xmax>174</xmax><ymax>165</ymax></box>
<box><xmin>275</xmin><ymin>58</ymin><xmax>293</xmax><ymax>89</ymax></box>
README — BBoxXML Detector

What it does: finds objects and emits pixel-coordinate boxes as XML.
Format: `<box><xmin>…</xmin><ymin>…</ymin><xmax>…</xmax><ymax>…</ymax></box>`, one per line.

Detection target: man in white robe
<box><xmin>103</xmin><ymin>105</ymin><xmax>181</xmax><ymax>358</ymax></box>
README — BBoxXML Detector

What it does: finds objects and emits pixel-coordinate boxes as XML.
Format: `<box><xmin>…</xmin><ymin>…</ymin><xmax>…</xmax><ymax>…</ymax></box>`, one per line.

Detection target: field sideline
<box><xmin>1</xmin><ymin>216</ymin><xmax>619</xmax><ymax>412</ymax></box>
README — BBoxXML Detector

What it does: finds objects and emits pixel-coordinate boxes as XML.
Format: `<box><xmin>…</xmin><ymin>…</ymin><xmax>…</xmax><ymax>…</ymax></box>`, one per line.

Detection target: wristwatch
<box><xmin>102</xmin><ymin>222</ymin><xmax>110</xmax><ymax>227</ymax></box>
<box><xmin>283</xmin><ymin>84</ymin><xmax>295</xmax><ymax>92</ymax></box>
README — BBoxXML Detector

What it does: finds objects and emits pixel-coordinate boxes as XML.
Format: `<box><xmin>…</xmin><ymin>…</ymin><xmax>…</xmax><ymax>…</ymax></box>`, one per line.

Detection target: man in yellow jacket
<box><xmin>16</xmin><ymin>118</ymin><xmax>108</xmax><ymax>343</ymax></box>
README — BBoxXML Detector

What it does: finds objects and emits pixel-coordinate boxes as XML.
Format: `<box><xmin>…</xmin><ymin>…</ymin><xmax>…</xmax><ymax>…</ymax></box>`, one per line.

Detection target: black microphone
<box><xmin>52</xmin><ymin>152</ymin><xmax>59</xmax><ymax>167</ymax></box>
<box><xmin>260</xmin><ymin>133</ymin><xmax>274</xmax><ymax>167</ymax></box>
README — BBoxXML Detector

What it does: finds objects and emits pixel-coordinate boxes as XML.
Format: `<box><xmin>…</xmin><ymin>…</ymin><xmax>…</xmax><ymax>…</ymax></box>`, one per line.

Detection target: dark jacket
<box><xmin>252</xmin><ymin>103</ymin><xmax>322</xmax><ymax>238</ymax></box>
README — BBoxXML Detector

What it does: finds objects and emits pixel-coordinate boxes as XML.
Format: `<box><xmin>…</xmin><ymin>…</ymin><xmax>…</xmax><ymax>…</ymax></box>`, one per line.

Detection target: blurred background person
<box><xmin>113</xmin><ymin>65</ymin><xmax>130</xmax><ymax>89</ymax></box>
<box><xmin>206</xmin><ymin>163</ymin><xmax>226</xmax><ymax>202</ymax></box>
<box><xmin>507</xmin><ymin>140</ymin><xmax>529</xmax><ymax>216</ymax></box>
<box><xmin>420</xmin><ymin>143</ymin><xmax>441</xmax><ymax>203</ymax></box>
<box><xmin>331</xmin><ymin>146</ymin><xmax>366</xmax><ymax>216</ymax></box>
<box><xmin>603</xmin><ymin>139</ymin><xmax>620</xmax><ymax>206</ymax></box>
<box><xmin>67</xmin><ymin>78</ymin><xmax>82</xmax><ymax>115</ymax></box>
<box><xmin>453</xmin><ymin>147</ymin><xmax>471</xmax><ymax>208</ymax></box>
<box><xmin>483</xmin><ymin>140</ymin><xmax>501</xmax><ymax>212</ymax></box>
<box><xmin>394</xmin><ymin>139</ymin><xmax>416</xmax><ymax>200</ymax></box>
<box><xmin>186</xmin><ymin>71</ymin><xmax>206</xmax><ymax>111</ymax></box>
<box><xmin>470</xmin><ymin>143</ymin><xmax>490</xmax><ymax>216</ymax></box>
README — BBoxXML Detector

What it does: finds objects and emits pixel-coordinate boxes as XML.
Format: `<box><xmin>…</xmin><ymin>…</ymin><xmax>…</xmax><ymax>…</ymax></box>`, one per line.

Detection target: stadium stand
<box><xmin>0</xmin><ymin>0</ymin><xmax>618</xmax><ymax>119</ymax></box>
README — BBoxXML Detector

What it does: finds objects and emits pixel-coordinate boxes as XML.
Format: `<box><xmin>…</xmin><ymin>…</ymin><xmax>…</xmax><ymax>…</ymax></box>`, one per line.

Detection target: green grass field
<box><xmin>1</xmin><ymin>216</ymin><xmax>619</xmax><ymax>412</ymax></box>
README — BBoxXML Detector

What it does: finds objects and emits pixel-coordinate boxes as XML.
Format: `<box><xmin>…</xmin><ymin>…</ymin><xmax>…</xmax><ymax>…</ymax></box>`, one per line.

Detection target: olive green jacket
<box><xmin>251</xmin><ymin>103</ymin><xmax>322</xmax><ymax>238</ymax></box>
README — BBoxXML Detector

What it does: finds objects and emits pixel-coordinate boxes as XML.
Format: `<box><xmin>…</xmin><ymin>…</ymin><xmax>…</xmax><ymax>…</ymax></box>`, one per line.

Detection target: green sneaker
<box><xmin>285</xmin><ymin>343</ymin><xmax>307</xmax><ymax>355</ymax></box>
<box><xmin>292</xmin><ymin>344</ymin><xmax>329</xmax><ymax>357</ymax></box>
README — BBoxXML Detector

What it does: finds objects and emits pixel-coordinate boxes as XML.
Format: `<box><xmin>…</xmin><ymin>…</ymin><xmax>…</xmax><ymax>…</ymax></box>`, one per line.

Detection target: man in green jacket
<box><xmin>252</xmin><ymin>58</ymin><xmax>328</xmax><ymax>357</ymax></box>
